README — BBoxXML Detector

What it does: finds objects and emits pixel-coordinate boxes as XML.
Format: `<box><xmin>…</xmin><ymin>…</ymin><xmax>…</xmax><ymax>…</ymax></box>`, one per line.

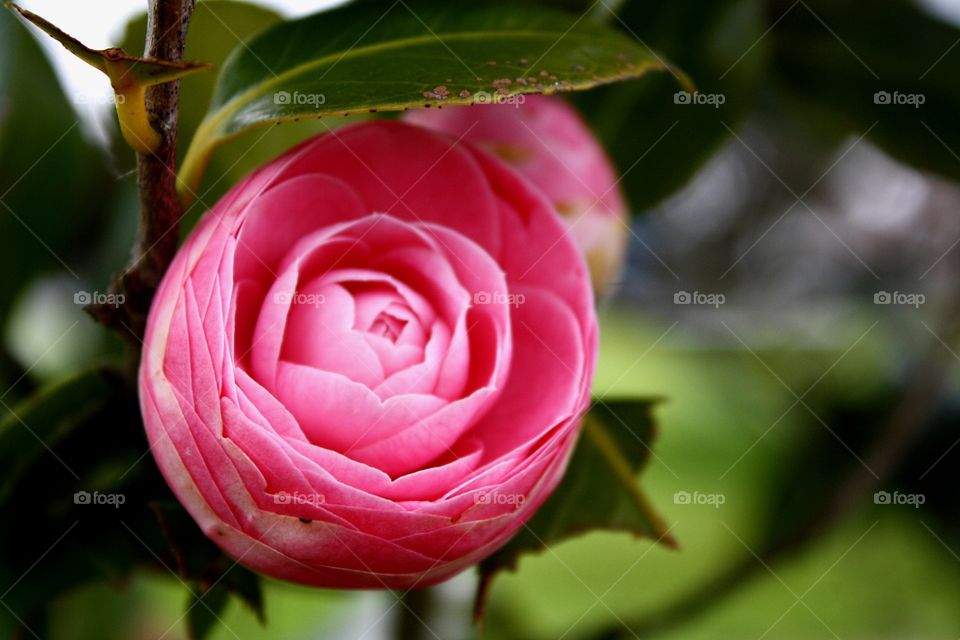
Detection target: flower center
<box><xmin>367</xmin><ymin>312</ymin><xmax>407</xmax><ymax>343</ymax></box>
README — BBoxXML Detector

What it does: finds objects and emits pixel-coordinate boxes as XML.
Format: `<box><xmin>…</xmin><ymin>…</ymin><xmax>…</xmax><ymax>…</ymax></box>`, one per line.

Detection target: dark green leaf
<box><xmin>186</xmin><ymin>582</ymin><xmax>231</xmax><ymax>640</ymax></box>
<box><xmin>0</xmin><ymin>368</ymin><xmax>178</xmax><ymax>618</ymax></box>
<box><xmin>152</xmin><ymin>501</ymin><xmax>265</xmax><ymax>623</ymax></box>
<box><xmin>0</xmin><ymin>368</ymin><xmax>117</xmax><ymax>504</ymax></box>
<box><xmin>474</xmin><ymin>399</ymin><xmax>674</xmax><ymax>619</ymax></box>
<box><xmin>179</xmin><ymin>0</ymin><xmax>676</xmax><ymax>194</ymax></box>
<box><xmin>770</xmin><ymin>0</ymin><xmax>960</xmax><ymax>182</ymax></box>
<box><xmin>572</xmin><ymin>0</ymin><xmax>766</xmax><ymax>212</ymax></box>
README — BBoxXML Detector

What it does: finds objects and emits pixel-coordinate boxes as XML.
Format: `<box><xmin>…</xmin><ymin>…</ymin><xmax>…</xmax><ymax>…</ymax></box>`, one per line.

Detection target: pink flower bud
<box><xmin>139</xmin><ymin>121</ymin><xmax>597</xmax><ymax>589</ymax></box>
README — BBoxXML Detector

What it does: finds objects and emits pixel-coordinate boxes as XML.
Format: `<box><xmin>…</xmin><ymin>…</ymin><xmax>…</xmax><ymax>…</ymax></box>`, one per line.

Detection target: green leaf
<box><xmin>186</xmin><ymin>582</ymin><xmax>231</xmax><ymax>640</ymax></box>
<box><xmin>152</xmin><ymin>501</ymin><xmax>265</xmax><ymax>624</ymax></box>
<box><xmin>770</xmin><ymin>0</ymin><xmax>960</xmax><ymax>183</ymax></box>
<box><xmin>572</xmin><ymin>0</ymin><xmax>766</xmax><ymax>212</ymax></box>
<box><xmin>0</xmin><ymin>368</ymin><xmax>117</xmax><ymax>504</ymax></box>
<box><xmin>0</xmin><ymin>369</ymin><xmax>163</xmax><ymax>620</ymax></box>
<box><xmin>474</xmin><ymin>399</ymin><xmax>675</xmax><ymax>619</ymax></box>
<box><xmin>179</xmin><ymin>0</ymin><xmax>678</xmax><ymax>196</ymax></box>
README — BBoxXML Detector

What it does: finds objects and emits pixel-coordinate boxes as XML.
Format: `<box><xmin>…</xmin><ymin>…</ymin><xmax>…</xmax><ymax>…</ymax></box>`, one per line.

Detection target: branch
<box><xmin>395</xmin><ymin>588</ymin><xmax>436</xmax><ymax>640</ymax></box>
<box><xmin>89</xmin><ymin>0</ymin><xmax>196</xmax><ymax>342</ymax></box>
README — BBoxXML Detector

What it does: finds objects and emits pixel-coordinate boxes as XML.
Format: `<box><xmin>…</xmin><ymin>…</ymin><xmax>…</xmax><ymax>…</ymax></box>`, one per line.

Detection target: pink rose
<box><xmin>139</xmin><ymin>121</ymin><xmax>597</xmax><ymax>588</ymax></box>
<box><xmin>405</xmin><ymin>95</ymin><xmax>629</xmax><ymax>295</ymax></box>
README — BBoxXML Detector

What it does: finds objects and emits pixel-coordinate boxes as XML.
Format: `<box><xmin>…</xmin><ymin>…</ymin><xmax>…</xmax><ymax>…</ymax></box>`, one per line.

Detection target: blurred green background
<box><xmin>2</xmin><ymin>0</ymin><xmax>960</xmax><ymax>638</ymax></box>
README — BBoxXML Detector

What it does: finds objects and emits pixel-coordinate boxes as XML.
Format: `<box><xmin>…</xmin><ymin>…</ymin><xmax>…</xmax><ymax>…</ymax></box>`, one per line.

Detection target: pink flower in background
<box><xmin>405</xmin><ymin>95</ymin><xmax>629</xmax><ymax>295</ymax></box>
<box><xmin>139</xmin><ymin>120</ymin><xmax>597</xmax><ymax>589</ymax></box>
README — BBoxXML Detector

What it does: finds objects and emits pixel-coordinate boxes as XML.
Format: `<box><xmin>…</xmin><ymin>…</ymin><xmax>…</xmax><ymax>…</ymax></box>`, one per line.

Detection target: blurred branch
<box><xmin>604</xmin><ymin>316</ymin><xmax>960</xmax><ymax>639</ymax></box>
<box><xmin>89</xmin><ymin>0</ymin><xmax>196</xmax><ymax>342</ymax></box>
<box><xmin>395</xmin><ymin>588</ymin><xmax>436</xmax><ymax>640</ymax></box>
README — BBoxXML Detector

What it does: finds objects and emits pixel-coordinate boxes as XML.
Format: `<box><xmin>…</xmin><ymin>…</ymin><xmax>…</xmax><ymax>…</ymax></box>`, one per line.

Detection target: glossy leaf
<box><xmin>474</xmin><ymin>399</ymin><xmax>675</xmax><ymax>619</ymax></box>
<box><xmin>770</xmin><ymin>0</ymin><xmax>960</xmax><ymax>184</ymax></box>
<box><xmin>179</xmin><ymin>0</ymin><xmax>678</xmax><ymax>196</ymax></box>
<box><xmin>572</xmin><ymin>0</ymin><xmax>766</xmax><ymax>212</ymax></box>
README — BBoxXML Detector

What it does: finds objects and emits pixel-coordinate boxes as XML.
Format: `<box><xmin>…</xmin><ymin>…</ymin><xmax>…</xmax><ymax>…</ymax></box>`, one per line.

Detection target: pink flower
<box><xmin>139</xmin><ymin>121</ymin><xmax>597</xmax><ymax>589</ymax></box>
<box><xmin>405</xmin><ymin>95</ymin><xmax>629</xmax><ymax>295</ymax></box>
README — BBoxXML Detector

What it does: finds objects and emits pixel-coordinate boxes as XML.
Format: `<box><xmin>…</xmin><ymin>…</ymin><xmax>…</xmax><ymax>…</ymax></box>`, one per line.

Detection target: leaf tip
<box><xmin>660</xmin><ymin>529</ymin><xmax>681</xmax><ymax>550</ymax></box>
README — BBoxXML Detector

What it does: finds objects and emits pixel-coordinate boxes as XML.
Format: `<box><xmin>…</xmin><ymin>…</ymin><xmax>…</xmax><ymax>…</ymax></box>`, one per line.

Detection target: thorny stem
<box><xmin>88</xmin><ymin>0</ymin><xmax>195</xmax><ymax>343</ymax></box>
